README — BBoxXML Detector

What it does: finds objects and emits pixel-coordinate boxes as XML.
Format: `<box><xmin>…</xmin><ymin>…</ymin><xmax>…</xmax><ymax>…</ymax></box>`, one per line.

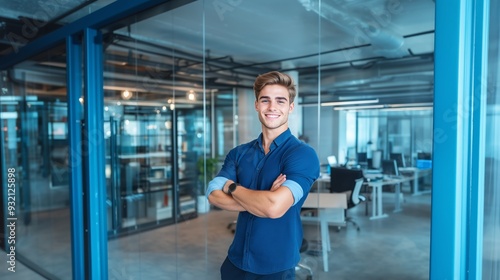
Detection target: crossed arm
<box><xmin>207</xmin><ymin>174</ymin><xmax>295</xmax><ymax>219</ymax></box>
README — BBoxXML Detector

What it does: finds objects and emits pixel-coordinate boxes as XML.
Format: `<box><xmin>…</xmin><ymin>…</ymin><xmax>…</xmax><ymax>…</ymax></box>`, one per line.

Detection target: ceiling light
<box><xmin>381</xmin><ymin>106</ymin><xmax>433</xmax><ymax>112</ymax></box>
<box><xmin>121</xmin><ymin>90</ymin><xmax>132</xmax><ymax>100</ymax></box>
<box><xmin>187</xmin><ymin>90</ymin><xmax>196</xmax><ymax>101</ymax></box>
<box><xmin>388</xmin><ymin>102</ymin><xmax>433</xmax><ymax>108</ymax></box>
<box><xmin>321</xmin><ymin>99</ymin><xmax>379</xmax><ymax>106</ymax></box>
<box><xmin>333</xmin><ymin>104</ymin><xmax>385</xmax><ymax>111</ymax></box>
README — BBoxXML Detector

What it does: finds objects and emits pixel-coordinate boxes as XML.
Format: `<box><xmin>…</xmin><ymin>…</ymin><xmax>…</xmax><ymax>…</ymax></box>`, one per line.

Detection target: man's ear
<box><xmin>289</xmin><ymin>102</ymin><xmax>295</xmax><ymax>113</ymax></box>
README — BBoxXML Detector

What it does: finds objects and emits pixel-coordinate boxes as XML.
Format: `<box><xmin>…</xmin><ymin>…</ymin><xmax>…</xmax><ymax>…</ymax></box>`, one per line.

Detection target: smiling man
<box><xmin>207</xmin><ymin>71</ymin><xmax>320</xmax><ymax>280</ymax></box>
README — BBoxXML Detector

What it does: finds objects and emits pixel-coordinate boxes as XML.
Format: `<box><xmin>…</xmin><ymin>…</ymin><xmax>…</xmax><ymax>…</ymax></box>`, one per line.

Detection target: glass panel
<box><xmin>356</xmin><ymin>110</ymin><xmax>433</xmax><ymax>166</ymax></box>
<box><xmin>58</xmin><ymin>0</ymin><xmax>117</xmax><ymax>23</ymax></box>
<box><xmin>104</xmin><ymin>4</ymin><xmax>206</xmax><ymax>235</ymax></box>
<box><xmin>99</xmin><ymin>0</ymin><xmax>435</xmax><ymax>279</ymax></box>
<box><xmin>0</xmin><ymin>46</ymin><xmax>72</xmax><ymax>278</ymax></box>
<box><xmin>0</xmin><ymin>0</ymin><xmax>116</xmax><ymax>26</ymax></box>
<box><xmin>306</xmin><ymin>0</ymin><xmax>434</xmax><ymax>277</ymax></box>
<box><xmin>0</xmin><ymin>0</ymin><xmax>116</xmax><ymax>56</ymax></box>
<box><xmin>102</xmin><ymin>1</ymin><xmax>208</xmax><ymax>278</ymax></box>
<box><xmin>482</xmin><ymin>0</ymin><xmax>500</xmax><ymax>277</ymax></box>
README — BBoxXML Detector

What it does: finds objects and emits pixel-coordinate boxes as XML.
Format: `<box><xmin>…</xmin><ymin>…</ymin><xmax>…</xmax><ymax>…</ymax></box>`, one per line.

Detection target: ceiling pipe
<box><xmin>298</xmin><ymin>0</ymin><xmax>407</xmax><ymax>58</ymax></box>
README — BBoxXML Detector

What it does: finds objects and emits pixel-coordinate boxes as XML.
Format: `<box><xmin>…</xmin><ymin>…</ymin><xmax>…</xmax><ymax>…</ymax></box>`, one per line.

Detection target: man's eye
<box><xmin>261</xmin><ymin>100</ymin><xmax>269</xmax><ymax>103</ymax></box>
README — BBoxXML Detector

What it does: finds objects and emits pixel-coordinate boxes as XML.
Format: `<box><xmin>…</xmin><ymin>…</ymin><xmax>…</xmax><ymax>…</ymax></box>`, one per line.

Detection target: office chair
<box><xmin>330</xmin><ymin>167</ymin><xmax>366</xmax><ymax>231</ymax></box>
<box><xmin>227</xmin><ymin>220</ymin><xmax>237</xmax><ymax>233</ymax></box>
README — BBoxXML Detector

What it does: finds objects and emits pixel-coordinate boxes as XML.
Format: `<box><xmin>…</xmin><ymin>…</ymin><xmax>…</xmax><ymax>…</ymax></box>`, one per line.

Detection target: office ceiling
<box><xmin>0</xmin><ymin>0</ymin><xmax>436</xmax><ymax>109</ymax></box>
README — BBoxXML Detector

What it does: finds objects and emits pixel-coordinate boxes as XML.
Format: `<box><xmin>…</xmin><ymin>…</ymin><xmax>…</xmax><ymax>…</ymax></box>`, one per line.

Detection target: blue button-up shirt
<box><xmin>207</xmin><ymin>129</ymin><xmax>320</xmax><ymax>274</ymax></box>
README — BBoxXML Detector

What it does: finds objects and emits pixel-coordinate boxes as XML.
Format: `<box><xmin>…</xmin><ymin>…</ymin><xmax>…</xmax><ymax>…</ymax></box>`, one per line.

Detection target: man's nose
<box><xmin>268</xmin><ymin>101</ymin><xmax>278</xmax><ymax>110</ymax></box>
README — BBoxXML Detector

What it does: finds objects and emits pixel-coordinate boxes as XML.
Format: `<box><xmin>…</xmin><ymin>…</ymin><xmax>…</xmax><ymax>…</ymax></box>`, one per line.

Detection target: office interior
<box><xmin>0</xmin><ymin>0</ymin><xmax>498</xmax><ymax>279</ymax></box>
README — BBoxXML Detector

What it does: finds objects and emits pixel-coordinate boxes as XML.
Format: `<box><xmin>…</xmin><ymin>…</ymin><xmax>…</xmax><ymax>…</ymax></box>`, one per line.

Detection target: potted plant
<box><xmin>196</xmin><ymin>157</ymin><xmax>218</xmax><ymax>213</ymax></box>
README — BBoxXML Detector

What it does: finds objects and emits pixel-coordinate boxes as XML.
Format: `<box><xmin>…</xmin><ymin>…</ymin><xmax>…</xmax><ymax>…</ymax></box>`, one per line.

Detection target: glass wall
<box><xmin>483</xmin><ymin>0</ymin><xmax>500</xmax><ymax>277</ymax></box>
<box><xmin>355</xmin><ymin>110</ymin><xmax>433</xmax><ymax>166</ymax></box>
<box><xmin>0</xmin><ymin>47</ymin><xmax>72</xmax><ymax>278</ymax></box>
<box><xmin>1</xmin><ymin>0</ymin><xmax>438</xmax><ymax>279</ymax></box>
<box><xmin>103</xmin><ymin>0</ymin><xmax>433</xmax><ymax>278</ymax></box>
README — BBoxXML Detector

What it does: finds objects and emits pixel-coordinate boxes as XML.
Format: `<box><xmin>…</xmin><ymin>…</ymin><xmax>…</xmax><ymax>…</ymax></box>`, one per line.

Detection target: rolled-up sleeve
<box><xmin>282</xmin><ymin>180</ymin><xmax>303</xmax><ymax>206</ymax></box>
<box><xmin>206</xmin><ymin>176</ymin><xmax>228</xmax><ymax>199</ymax></box>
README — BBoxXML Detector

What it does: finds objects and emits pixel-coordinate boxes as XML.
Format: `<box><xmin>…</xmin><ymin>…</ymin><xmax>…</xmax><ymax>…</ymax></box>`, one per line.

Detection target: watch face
<box><xmin>229</xmin><ymin>183</ymin><xmax>237</xmax><ymax>193</ymax></box>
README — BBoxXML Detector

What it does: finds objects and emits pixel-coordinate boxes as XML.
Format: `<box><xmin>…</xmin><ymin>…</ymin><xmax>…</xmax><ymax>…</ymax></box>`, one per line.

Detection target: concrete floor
<box><xmin>0</xmin><ymin>190</ymin><xmax>431</xmax><ymax>280</ymax></box>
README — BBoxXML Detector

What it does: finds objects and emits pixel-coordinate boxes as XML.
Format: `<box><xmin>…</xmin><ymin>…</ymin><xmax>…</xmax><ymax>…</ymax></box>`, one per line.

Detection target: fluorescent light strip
<box><xmin>380</xmin><ymin>106</ymin><xmax>433</xmax><ymax>111</ymax></box>
<box><xmin>388</xmin><ymin>102</ymin><xmax>433</xmax><ymax>108</ymax></box>
<box><xmin>321</xmin><ymin>98</ymin><xmax>379</xmax><ymax>106</ymax></box>
<box><xmin>333</xmin><ymin>104</ymin><xmax>385</xmax><ymax>110</ymax></box>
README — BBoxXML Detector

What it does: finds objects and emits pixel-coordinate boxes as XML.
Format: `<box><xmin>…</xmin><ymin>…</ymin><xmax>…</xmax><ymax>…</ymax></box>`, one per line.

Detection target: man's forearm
<box><xmin>208</xmin><ymin>190</ymin><xmax>246</xmax><ymax>212</ymax></box>
<box><xmin>231</xmin><ymin>185</ymin><xmax>293</xmax><ymax>219</ymax></box>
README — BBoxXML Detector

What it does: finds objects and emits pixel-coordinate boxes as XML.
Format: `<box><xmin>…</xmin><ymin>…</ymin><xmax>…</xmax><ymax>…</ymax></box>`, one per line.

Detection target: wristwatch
<box><xmin>228</xmin><ymin>182</ymin><xmax>238</xmax><ymax>195</ymax></box>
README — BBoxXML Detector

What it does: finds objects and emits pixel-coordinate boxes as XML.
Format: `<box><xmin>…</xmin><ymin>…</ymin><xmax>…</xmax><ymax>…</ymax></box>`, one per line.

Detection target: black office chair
<box><xmin>330</xmin><ymin>167</ymin><xmax>366</xmax><ymax>231</ymax></box>
<box><xmin>227</xmin><ymin>220</ymin><xmax>237</xmax><ymax>233</ymax></box>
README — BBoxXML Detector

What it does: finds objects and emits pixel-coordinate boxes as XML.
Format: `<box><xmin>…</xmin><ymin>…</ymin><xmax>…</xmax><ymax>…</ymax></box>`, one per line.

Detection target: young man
<box><xmin>207</xmin><ymin>71</ymin><xmax>320</xmax><ymax>279</ymax></box>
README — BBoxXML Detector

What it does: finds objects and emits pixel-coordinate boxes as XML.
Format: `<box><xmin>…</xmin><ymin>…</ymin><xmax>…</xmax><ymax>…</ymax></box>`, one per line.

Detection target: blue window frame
<box><xmin>432</xmin><ymin>0</ymin><xmax>489</xmax><ymax>279</ymax></box>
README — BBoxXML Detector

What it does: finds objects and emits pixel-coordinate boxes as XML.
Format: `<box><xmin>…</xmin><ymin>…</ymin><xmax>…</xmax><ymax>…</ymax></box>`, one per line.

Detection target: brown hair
<box><xmin>253</xmin><ymin>71</ymin><xmax>297</xmax><ymax>103</ymax></box>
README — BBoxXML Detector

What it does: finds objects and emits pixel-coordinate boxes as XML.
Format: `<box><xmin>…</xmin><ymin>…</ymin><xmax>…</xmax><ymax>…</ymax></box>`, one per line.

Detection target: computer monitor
<box><xmin>382</xmin><ymin>159</ymin><xmax>399</xmax><ymax>176</ymax></box>
<box><xmin>346</xmin><ymin>147</ymin><xmax>357</xmax><ymax>161</ymax></box>
<box><xmin>417</xmin><ymin>152</ymin><xmax>432</xmax><ymax>160</ymax></box>
<box><xmin>327</xmin><ymin>155</ymin><xmax>337</xmax><ymax>167</ymax></box>
<box><xmin>357</xmin><ymin>152</ymin><xmax>367</xmax><ymax>163</ymax></box>
<box><xmin>390</xmin><ymin>153</ymin><xmax>406</xmax><ymax>168</ymax></box>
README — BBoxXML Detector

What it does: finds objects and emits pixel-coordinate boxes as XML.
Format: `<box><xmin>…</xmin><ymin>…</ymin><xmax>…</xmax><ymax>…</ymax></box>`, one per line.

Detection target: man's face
<box><xmin>254</xmin><ymin>84</ymin><xmax>294</xmax><ymax>131</ymax></box>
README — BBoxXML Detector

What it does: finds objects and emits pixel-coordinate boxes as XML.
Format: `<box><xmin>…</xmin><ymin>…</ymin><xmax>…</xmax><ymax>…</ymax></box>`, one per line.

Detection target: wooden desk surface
<box><xmin>302</xmin><ymin>192</ymin><xmax>348</xmax><ymax>209</ymax></box>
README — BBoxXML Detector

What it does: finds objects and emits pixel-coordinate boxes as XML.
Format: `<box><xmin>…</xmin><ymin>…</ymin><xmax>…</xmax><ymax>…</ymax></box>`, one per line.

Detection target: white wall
<box><xmin>237</xmin><ymin>88</ymin><xmax>260</xmax><ymax>144</ymax></box>
<box><xmin>303</xmin><ymin>105</ymin><xmax>346</xmax><ymax>166</ymax></box>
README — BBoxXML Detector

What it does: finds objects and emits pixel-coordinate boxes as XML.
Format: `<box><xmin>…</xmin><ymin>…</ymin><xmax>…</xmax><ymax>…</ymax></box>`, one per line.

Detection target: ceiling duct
<box><xmin>298</xmin><ymin>0</ymin><xmax>407</xmax><ymax>58</ymax></box>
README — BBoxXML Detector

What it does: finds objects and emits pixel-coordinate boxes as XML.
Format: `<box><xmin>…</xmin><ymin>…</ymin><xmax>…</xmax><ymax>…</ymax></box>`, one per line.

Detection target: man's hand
<box><xmin>270</xmin><ymin>174</ymin><xmax>286</xmax><ymax>191</ymax></box>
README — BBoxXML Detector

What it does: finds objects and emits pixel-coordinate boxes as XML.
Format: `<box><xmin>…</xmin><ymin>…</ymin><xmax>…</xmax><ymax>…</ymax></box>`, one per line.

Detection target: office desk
<box><xmin>313</xmin><ymin>175</ymin><xmax>330</xmax><ymax>191</ymax></box>
<box><xmin>302</xmin><ymin>192</ymin><xmax>348</xmax><ymax>272</ymax></box>
<box><xmin>317</xmin><ymin>173</ymin><xmax>405</xmax><ymax>220</ymax></box>
<box><xmin>399</xmin><ymin>167</ymin><xmax>432</xmax><ymax>195</ymax></box>
<box><xmin>364</xmin><ymin>177</ymin><xmax>407</xmax><ymax>219</ymax></box>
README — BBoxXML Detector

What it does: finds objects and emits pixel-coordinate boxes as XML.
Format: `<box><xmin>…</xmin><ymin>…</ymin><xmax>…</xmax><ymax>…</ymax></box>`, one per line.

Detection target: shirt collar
<box><xmin>256</xmin><ymin>128</ymin><xmax>292</xmax><ymax>152</ymax></box>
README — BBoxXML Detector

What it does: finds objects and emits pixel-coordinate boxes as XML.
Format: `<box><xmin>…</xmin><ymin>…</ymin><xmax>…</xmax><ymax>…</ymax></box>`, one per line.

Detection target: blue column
<box><xmin>67</xmin><ymin>34</ymin><xmax>85</xmax><ymax>280</ymax></box>
<box><xmin>83</xmin><ymin>28</ymin><xmax>108</xmax><ymax>280</ymax></box>
<box><xmin>465</xmin><ymin>0</ymin><xmax>489</xmax><ymax>278</ymax></box>
<box><xmin>432</xmin><ymin>0</ymin><xmax>489</xmax><ymax>279</ymax></box>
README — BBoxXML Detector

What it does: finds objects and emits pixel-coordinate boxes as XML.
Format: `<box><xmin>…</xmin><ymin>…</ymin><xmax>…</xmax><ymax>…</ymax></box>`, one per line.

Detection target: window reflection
<box><xmin>483</xmin><ymin>0</ymin><xmax>500</xmax><ymax>277</ymax></box>
<box><xmin>0</xmin><ymin>49</ymin><xmax>72</xmax><ymax>278</ymax></box>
